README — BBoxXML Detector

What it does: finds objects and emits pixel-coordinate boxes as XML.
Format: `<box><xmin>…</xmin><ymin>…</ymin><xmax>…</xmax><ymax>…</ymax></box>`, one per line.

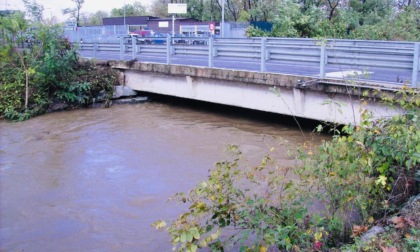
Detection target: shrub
<box><xmin>0</xmin><ymin>15</ymin><xmax>119</xmax><ymax>121</ymax></box>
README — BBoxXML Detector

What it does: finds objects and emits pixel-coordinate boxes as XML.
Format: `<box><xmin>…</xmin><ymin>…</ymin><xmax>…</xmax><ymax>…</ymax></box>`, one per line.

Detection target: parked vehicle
<box><xmin>173</xmin><ymin>33</ymin><xmax>187</xmax><ymax>44</ymax></box>
<box><xmin>129</xmin><ymin>29</ymin><xmax>154</xmax><ymax>44</ymax></box>
<box><xmin>117</xmin><ymin>34</ymin><xmax>136</xmax><ymax>44</ymax></box>
<box><xmin>192</xmin><ymin>37</ymin><xmax>207</xmax><ymax>45</ymax></box>
<box><xmin>151</xmin><ymin>33</ymin><xmax>167</xmax><ymax>44</ymax></box>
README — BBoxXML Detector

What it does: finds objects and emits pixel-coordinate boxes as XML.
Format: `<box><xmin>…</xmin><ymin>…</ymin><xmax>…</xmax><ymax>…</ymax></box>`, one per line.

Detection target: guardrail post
<box><xmin>208</xmin><ymin>37</ymin><xmax>214</xmax><ymax>68</ymax></box>
<box><xmin>93</xmin><ymin>43</ymin><xmax>98</xmax><ymax>59</ymax></box>
<box><xmin>131</xmin><ymin>38</ymin><xmax>136</xmax><ymax>60</ymax></box>
<box><xmin>260</xmin><ymin>38</ymin><xmax>267</xmax><ymax>72</ymax></box>
<box><xmin>320</xmin><ymin>45</ymin><xmax>326</xmax><ymax>78</ymax></box>
<box><xmin>166</xmin><ymin>36</ymin><xmax>171</xmax><ymax>64</ymax></box>
<box><xmin>412</xmin><ymin>42</ymin><xmax>419</xmax><ymax>88</ymax></box>
<box><xmin>119</xmin><ymin>38</ymin><xmax>124</xmax><ymax>60</ymax></box>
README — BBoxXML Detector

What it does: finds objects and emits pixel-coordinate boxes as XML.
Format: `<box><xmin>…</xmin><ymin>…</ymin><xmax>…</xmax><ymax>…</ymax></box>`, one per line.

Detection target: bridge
<box><xmin>78</xmin><ymin>38</ymin><xmax>419</xmax><ymax>124</ymax></box>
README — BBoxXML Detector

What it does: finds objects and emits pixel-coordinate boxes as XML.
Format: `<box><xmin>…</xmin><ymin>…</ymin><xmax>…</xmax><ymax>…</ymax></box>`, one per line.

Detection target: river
<box><xmin>0</xmin><ymin>98</ymin><xmax>327</xmax><ymax>251</ymax></box>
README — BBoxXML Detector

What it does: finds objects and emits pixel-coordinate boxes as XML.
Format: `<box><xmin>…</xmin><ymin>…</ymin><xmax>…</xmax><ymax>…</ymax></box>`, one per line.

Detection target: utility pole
<box><xmin>123</xmin><ymin>0</ymin><xmax>127</xmax><ymax>33</ymax></box>
<box><xmin>221</xmin><ymin>0</ymin><xmax>225</xmax><ymax>37</ymax></box>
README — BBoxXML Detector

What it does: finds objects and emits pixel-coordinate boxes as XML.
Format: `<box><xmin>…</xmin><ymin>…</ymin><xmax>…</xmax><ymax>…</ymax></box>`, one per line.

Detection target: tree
<box><xmin>186</xmin><ymin>0</ymin><xmax>206</xmax><ymax>20</ymax></box>
<box><xmin>395</xmin><ymin>0</ymin><xmax>420</xmax><ymax>10</ymax></box>
<box><xmin>81</xmin><ymin>11</ymin><xmax>109</xmax><ymax>26</ymax></box>
<box><xmin>225</xmin><ymin>0</ymin><xmax>241</xmax><ymax>21</ymax></box>
<box><xmin>62</xmin><ymin>0</ymin><xmax>85</xmax><ymax>27</ymax></box>
<box><xmin>351</xmin><ymin>0</ymin><xmax>393</xmax><ymax>24</ymax></box>
<box><xmin>0</xmin><ymin>12</ymin><xmax>31</xmax><ymax>109</ymax></box>
<box><xmin>150</xmin><ymin>0</ymin><xmax>170</xmax><ymax>17</ymax></box>
<box><xmin>244</xmin><ymin>0</ymin><xmax>280</xmax><ymax>21</ymax></box>
<box><xmin>269</xmin><ymin>0</ymin><xmax>326</xmax><ymax>37</ymax></box>
<box><xmin>110</xmin><ymin>1</ymin><xmax>149</xmax><ymax>17</ymax></box>
<box><xmin>22</xmin><ymin>0</ymin><xmax>44</xmax><ymax>22</ymax></box>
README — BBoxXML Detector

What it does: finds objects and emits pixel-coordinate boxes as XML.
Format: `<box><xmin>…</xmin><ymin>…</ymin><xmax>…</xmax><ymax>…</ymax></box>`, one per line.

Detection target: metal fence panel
<box><xmin>75</xmin><ymin>37</ymin><xmax>420</xmax><ymax>87</ymax></box>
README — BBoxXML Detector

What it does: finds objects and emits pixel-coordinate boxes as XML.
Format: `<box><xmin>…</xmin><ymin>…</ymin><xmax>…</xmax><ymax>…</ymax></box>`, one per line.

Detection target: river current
<box><xmin>0</xmin><ymin>98</ymin><xmax>326</xmax><ymax>251</ymax></box>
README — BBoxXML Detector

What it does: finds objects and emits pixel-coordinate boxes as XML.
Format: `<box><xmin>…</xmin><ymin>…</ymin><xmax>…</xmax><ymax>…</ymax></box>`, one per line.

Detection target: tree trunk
<box><xmin>25</xmin><ymin>71</ymin><xmax>29</xmax><ymax>109</ymax></box>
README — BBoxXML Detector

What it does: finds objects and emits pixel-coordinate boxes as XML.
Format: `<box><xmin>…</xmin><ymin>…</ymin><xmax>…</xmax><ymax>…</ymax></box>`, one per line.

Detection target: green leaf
<box><xmin>190</xmin><ymin>244</ymin><xmax>198</xmax><ymax>252</ymax></box>
<box><xmin>284</xmin><ymin>181</ymin><xmax>293</xmax><ymax>190</ymax></box>
<box><xmin>180</xmin><ymin>232</ymin><xmax>187</xmax><ymax>243</ymax></box>
<box><xmin>187</xmin><ymin>232</ymin><xmax>193</xmax><ymax>242</ymax></box>
<box><xmin>192</xmin><ymin>230</ymin><xmax>200</xmax><ymax>240</ymax></box>
<box><xmin>199</xmin><ymin>239</ymin><xmax>207</xmax><ymax>248</ymax></box>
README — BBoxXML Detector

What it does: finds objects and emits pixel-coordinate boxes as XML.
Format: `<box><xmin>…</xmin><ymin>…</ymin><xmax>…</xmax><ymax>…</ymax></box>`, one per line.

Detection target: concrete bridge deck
<box><xmin>105</xmin><ymin>60</ymin><xmax>405</xmax><ymax>125</ymax></box>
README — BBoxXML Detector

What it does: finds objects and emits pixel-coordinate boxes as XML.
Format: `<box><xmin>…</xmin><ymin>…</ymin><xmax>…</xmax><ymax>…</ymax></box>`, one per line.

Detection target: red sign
<box><xmin>209</xmin><ymin>22</ymin><xmax>215</xmax><ymax>31</ymax></box>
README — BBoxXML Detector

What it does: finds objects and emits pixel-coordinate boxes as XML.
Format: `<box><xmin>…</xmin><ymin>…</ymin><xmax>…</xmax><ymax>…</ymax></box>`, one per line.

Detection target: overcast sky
<box><xmin>5</xmin><ymin>0</ymin><xmax>154</xmax><ymax>21</ymax></box>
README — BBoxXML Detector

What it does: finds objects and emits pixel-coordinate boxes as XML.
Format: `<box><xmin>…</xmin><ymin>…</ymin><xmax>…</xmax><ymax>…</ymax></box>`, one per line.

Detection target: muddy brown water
<box><xmin>0</xmin><ymin>99</ymin><xmax>328</xmax><ymax>251</ymax></box>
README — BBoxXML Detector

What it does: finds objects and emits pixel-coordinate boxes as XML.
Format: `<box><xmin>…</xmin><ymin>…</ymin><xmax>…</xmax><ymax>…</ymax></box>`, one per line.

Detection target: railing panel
<box><xmin>76</xmin><ymin>38</ymin><xmax>419</xmax><ymax>87</ymax></box>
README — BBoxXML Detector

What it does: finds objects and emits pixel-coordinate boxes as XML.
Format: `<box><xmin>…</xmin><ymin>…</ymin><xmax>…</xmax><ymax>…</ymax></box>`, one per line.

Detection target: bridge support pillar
<box><xmin>293</xmin><ymin>88</ymin><xmax>305</xmax><ymax>115</ymax></box>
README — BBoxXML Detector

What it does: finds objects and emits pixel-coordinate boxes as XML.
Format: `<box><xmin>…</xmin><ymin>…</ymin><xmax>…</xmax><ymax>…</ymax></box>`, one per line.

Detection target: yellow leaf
<box><xmin>210</xmin><ymin>232</ymin><xmax>219</xmax><ymax>240</ymax></box>
<box><xmin>329</xmin><ymin>172</ymin><xmax>336</xmax><ymax>176</ymax></box>
<box><xmin>375</xmin><ymin>175</ymin><xmax>387</xmax><ymax>187</ymax></box>
<box><xmin>152</xmin><ymin>220</ymin><xmax>167</xmax><ymax>230</ymax></box>
<box><xmin>259</xmin><ymin>245</ymin><xmax>268</xmax><ymax>252</ymax></box>
<box><xmin>355</xmin><ymin>141</ymin><xmax>365</xmax><ymax>147</ymax></box>
<box><xmin>199</xmin><ymin>239</ymin><xmax>207</xmax><ymax>247</ymax></box>
<box><xmin>404</xmin><ymin>233</ymin><xmax>412</xmax><ymax>239</ymax></box>
<box><xmin>314</xmin><ymin>232</ymin><xmax>322</xmax><ymax>241</ymax></box>
<box><xmin>200</xmin><ymin>181</ymin><xmax>208</xmax><ymax>188</ymax></box>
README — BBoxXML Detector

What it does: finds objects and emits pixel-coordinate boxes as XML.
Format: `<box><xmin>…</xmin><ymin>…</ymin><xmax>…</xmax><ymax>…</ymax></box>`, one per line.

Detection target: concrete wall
<box><xmin>108</xmin><ymin>61</ymin><xmax>404</xmax><ymax>125</ymax></box>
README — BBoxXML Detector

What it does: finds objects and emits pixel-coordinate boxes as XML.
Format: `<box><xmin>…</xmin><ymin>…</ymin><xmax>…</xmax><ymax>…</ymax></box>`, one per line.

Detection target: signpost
<box><xmin>209</xmin><ymin>22</ymin><xmax>215</xmax><ymax>34</ymax></box>
<box><xmin>168</xmin><ymin>3</ymin><xmax>187</xmax><ymax>36</ymax></box>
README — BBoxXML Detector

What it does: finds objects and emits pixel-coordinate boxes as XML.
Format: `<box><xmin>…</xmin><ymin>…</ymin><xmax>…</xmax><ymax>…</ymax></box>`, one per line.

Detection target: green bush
<box><xmin>0</xmin><ymin>14</ymin><xmax>119</xmax><ymax>121</ymax></box>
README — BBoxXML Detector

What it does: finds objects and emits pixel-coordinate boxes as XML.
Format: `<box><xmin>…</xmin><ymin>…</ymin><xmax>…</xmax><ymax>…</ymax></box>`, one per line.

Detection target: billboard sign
<box><xmin>168</xmin><ymin>3</ymin><xmax>187</xmax><ymax>14</ymax></box>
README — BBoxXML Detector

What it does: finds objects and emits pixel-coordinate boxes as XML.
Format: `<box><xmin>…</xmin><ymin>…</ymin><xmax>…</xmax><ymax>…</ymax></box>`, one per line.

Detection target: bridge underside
<box><xmin>109</xmin><ymin>61</ymin><xmax>403</xmax><ymax>125</ymax></box>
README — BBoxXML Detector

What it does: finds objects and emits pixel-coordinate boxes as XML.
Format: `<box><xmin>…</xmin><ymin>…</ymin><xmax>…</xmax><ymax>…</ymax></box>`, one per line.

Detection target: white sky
<box><xmin>5</xmin><ymin>0</ymin><xmax>154</xmax><ymax>21</ymax></box>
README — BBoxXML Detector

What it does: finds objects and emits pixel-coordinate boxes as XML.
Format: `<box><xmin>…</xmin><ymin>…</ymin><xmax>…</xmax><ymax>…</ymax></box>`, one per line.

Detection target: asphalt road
<box><xmin>79</xmin><ymin>49</ymin><xmax>413</xmax><ymax>86</ymax></box>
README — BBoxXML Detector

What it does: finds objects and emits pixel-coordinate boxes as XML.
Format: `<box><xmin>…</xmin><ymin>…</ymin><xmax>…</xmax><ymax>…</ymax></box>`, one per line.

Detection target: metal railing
<box><xmin>77</xmin><ymin>37</ymin><xmax>420</xmax><ymax>87</ymax></box>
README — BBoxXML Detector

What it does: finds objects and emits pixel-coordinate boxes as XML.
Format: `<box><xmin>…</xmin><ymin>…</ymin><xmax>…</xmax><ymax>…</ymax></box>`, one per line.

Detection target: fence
<box><xmin>64</xmin><ymin>22</ymin><xmax>249</xmax><ymax>43</ymax></box>
<box><xmin>77</xmin><ymin>37</ymin><xmax>420</xmax><ymax>87</ymax></box>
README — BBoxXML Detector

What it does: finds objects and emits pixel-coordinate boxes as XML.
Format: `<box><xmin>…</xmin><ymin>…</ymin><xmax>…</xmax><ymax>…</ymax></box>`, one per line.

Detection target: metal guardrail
<box><xmin>77</xmin><ymin>37</ymin><xmax>420</xmax><ymax>87</ymax></box>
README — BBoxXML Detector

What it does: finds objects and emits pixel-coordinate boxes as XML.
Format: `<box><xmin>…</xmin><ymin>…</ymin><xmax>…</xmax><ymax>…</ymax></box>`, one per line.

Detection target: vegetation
<box><xmin>0</xmin><ymin>11</ymin><xmax>119</xmax><ymax>121</ymax></box>
<box><xmin>245</xmin><ymin>0</ymin><xmax>420</xmax><ymax>41</ymax></box>
<box><xmin>73</xmin><ymin>0</ymin><xmax>419</xmax><ymax>42</ymax></box>
<box><xmin>62</xmin><ymin>0</ymin><xmax>85</xmax><ymax>27</ymax></box>
<box><xmin>153</xmin><ymin>88</ymin><xmax>420</xmax><ymax>251</ymax></box>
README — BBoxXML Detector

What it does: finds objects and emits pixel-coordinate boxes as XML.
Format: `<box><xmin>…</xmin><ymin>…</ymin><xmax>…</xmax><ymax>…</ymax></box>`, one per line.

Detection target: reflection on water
<box><xmin>0</xmin><ymin>99</ymin><xmax>327</xmax><ymax>251</ymax></box>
